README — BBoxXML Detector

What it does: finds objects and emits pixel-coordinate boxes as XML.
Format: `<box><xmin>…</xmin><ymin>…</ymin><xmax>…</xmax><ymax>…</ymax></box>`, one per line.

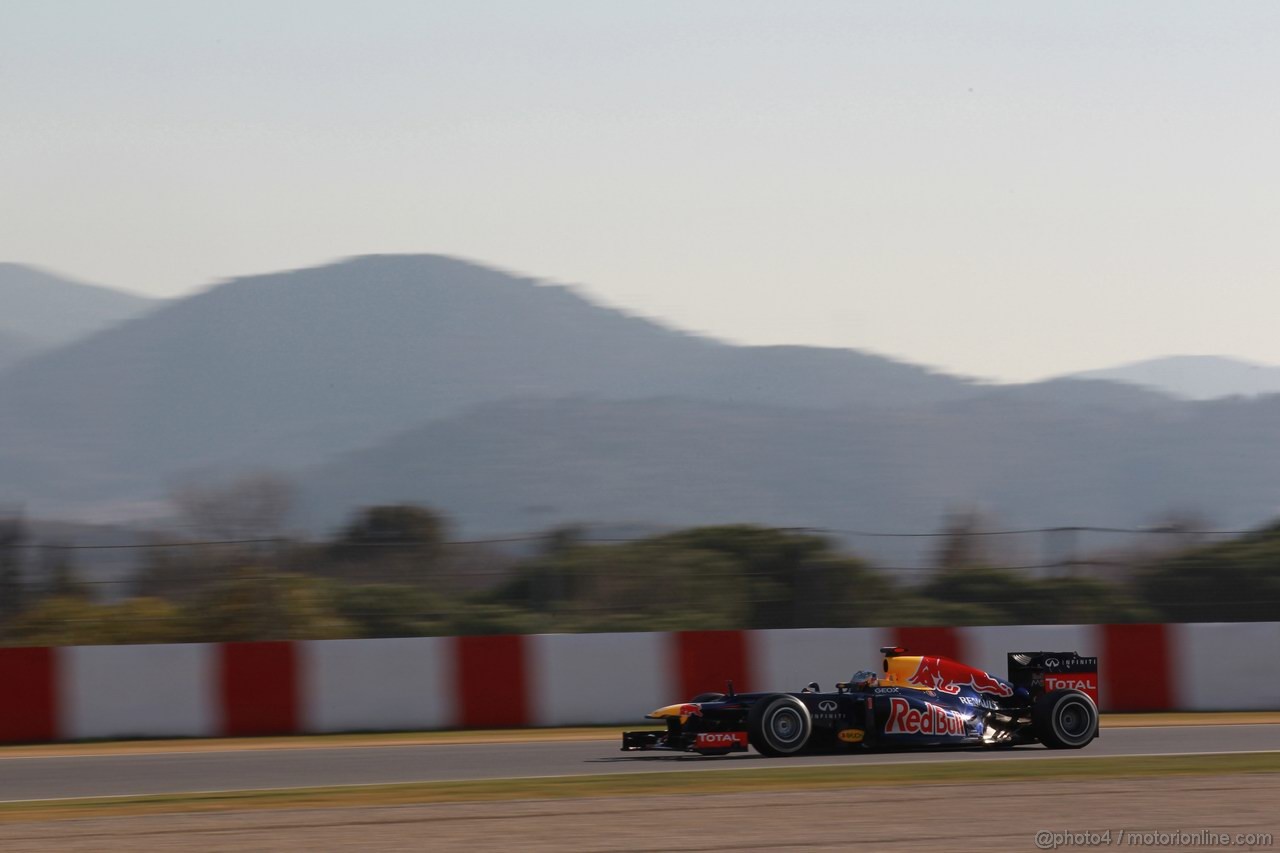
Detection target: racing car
<box><xmin>622</xmin><ymin>647</ymin><xmax>1099</xmax><ymax>756</ymax></box>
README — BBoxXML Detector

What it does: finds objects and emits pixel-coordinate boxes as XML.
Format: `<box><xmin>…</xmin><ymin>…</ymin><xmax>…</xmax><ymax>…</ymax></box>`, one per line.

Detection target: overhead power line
<box><xmin>9</xmin><ymin>523</ymin><xmax>1250</xmax><ymax>551</ymax></box>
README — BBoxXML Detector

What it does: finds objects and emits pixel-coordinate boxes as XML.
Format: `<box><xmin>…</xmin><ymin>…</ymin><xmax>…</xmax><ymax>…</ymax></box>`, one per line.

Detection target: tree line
<box><xmin>1</xmin><ymin>500</ymin><xmax>1277</xmax><ymax>647</ymax></box>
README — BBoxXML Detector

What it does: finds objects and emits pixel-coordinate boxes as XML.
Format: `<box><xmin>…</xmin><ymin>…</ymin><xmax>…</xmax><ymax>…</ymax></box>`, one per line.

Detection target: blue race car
<box><xmin>622</xmin><ymin>647</ymin><xmax>1099</xmax><ymax>756</ymax></box>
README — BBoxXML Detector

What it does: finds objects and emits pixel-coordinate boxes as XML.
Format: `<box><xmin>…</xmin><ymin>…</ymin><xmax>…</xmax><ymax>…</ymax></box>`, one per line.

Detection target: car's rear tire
<box><xmin>748</xmin><ymin>694</ymin><xmax>812</xmax><ymax>757</ymax></box>
<box><xmin>1033</xmin><ymin>689</ymin><xmax>1098</xmax><ymax>749</ymax></box>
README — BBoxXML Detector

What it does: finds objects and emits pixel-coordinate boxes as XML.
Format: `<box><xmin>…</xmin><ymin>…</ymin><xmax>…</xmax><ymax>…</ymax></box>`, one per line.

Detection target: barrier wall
<box><xmin>1</xmin><ymin>622</ymin><xmax>1278</xmax><ymax>743</ymax></box>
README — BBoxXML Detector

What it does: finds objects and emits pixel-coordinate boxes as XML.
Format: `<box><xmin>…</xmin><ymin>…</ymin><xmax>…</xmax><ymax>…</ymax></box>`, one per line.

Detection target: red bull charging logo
<box><xmin>907</xmin><ymin>657</ymin><xmax>1014</xmax><ymax>697</ymax></box>
<box><xmin>678</xmin><ymin>703</ymin><xmax>703</xmax><ymax>717</ymax></box>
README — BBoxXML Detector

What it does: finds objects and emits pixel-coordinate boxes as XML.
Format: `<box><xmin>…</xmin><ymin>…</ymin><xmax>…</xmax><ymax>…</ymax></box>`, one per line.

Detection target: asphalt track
<box><xmin>2</xmin><ymin>725</ymin><xmax>1278</xmax><ymax>803</ymax></box>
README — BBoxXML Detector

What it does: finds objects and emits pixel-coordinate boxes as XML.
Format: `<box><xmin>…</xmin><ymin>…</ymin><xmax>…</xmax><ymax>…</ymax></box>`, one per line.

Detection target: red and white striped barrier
<box><xmin>1</xmin><ymin>622</ymin><xmax>1277</xmax><ymax>743</ymax></box>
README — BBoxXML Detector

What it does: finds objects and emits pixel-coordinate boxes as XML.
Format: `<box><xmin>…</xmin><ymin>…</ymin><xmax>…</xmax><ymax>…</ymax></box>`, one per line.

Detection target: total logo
<box><xmin>694</xmin><ymin>731</ymin><xmax>748</xmax><ymax>749</ymax></box>
<box><xmin>1045</xmin><ymin>675</ymin><xmax>1098</xmax><ymax>695</ymax></box>
<box><xmin>884</xmin><ymin>697</ymin><xmax>968</xmax><ymax>738</ymax></box>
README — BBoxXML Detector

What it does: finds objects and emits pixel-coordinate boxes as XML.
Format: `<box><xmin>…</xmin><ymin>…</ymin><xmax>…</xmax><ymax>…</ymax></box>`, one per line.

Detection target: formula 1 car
<box><xmin>622</xmin><ymin>648</ymin><xmax>1099</xmax><ymax>756</ymax></box>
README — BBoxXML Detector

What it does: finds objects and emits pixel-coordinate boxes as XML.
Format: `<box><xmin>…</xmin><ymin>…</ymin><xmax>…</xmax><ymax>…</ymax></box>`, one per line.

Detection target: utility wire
<box><xmin>11</xmin><ymin>524</ymin><xmax>1252</xmax><ymax>551</ymax></box>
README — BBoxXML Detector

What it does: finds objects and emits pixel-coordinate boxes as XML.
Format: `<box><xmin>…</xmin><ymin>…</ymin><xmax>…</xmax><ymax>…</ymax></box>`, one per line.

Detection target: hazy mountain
<box><xmin>1067</xmin><ymin>355</ymin><xmax>1280</xmax><ymax>400</ymax></box>
<box><xmin>0</xmin><ymin>263</ymin><xmax>158</xmax><ymax>350</ymax></box>
<box><xmin>0</xmin><ymin>330</ymin><xmax>39</xmax><ymax>372</ymax></box>
<box><xmin>0</xmin><ymin>255</ymin><xmax>975</xmax><ymax>511</ymax></box>
<box><xmin>298</xmin><ymin>394</ymin><xmax>1280</xmax><ymax>544</ymax></box>
<box><xmin>4</xmin><ymin>253</ymin><xmax>1248</xmax><ymax>539</ymax></box>
<box><xmin>957</xmin><ymin>378</ymin><xmax>1180</xmax><ymax>414</ymax></box>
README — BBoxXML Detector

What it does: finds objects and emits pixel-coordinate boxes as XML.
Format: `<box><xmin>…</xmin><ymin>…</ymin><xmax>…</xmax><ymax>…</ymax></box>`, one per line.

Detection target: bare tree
<box><xmin>169</xmin><ymin>471</ymin><xmax>296</xmax><ymax>541</ymax></box>
<box><xmin>0</xmin><ymin>510</ymin><xmax>27</xmax><ymax>624</ymax></box>
<box><xmin>933</xmin><ymin>508</ymin><xmax>993</xmax><ymax>570</ymax></box>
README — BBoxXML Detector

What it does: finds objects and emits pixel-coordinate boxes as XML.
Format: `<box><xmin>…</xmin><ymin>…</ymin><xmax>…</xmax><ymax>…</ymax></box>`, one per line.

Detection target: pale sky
<box><xmin>3</xmin><ymin>1</ymin><xmax>1278</xmax><ymax>381</ymax></box>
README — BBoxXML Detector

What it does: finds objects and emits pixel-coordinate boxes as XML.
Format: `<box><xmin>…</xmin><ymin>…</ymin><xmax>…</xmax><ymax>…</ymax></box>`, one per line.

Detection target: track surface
<box><xmin>2</xmin><ymin>725</ymin><xmax>1278</xmax><ymax>802</ymax></box>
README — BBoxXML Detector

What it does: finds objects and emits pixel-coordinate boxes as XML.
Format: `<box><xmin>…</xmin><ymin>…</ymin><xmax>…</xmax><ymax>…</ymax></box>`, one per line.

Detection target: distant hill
<box><xmin>1066</xmin><ymin>355</ymin><xmax>1280</xmax><ymax>400</ymax></box>
<box><xmin>0</xmin><ymin>329</ymin><xmax>38</xmax><ymax>372</ymax></box>
<box><xmin>0</xmin><ymin>255</ymin><xmax>976</xmax><ymax>512</ymax></box>
<box><xmin>297</xmin><ymin>394</ymin><xmax>1280</xmax><ymax>542</ymax></box>
<box><xmin>958</xmin><ymin>377</ymin><xmax>1179</xmax><ymax>413</ymax></box>
<box><xmin>7</xmin><ymin>253</ymin><xmax>1260</xmax><ymax>542</ymax></box>
<box><xmin>0</xmin><ymin>264</ymin><xmax>158</xmax><ymax>350</ymax></box>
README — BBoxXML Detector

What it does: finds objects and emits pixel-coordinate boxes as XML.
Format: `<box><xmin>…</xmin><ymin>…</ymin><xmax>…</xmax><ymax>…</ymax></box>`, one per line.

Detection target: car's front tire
<box><xmin>748</xmin><ymin>694</ymin><xmax>812</xmax><ymax>757</ymax></box>
<box><xmin>1033</xmin><ymin>689</ymin><xmax>1098</xmax><ymax>749</ymax></box>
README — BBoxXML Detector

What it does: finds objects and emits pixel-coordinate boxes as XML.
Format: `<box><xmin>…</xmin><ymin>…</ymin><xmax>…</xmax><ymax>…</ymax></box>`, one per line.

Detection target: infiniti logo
<box><xmin>1044</xmin><ymin>658</ymin><xmax>1061</xmax><ymax>668</ymax></box>
<box><xmin>817</xmin><ymin>700</ymin><xmax>838</xmax><ymax>711</ymax></box>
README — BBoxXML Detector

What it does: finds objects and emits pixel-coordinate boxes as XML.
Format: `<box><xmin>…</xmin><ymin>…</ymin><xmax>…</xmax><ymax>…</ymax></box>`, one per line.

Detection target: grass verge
<box><xmin>2</xmin><ymin>752</ymin><xmax>1278</xmax><ymax>823</ymax></box>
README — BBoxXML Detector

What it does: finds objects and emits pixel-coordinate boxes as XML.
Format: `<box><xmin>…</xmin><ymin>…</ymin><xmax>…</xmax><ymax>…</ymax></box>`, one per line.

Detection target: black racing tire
<box><xmin>1033</xmin><ymin>689</ymin><xmax>1098</xmax><ymax>749</ymax></box>
<box><xmin>747</xmin><ymin>694</ymin><xmax>812</xmax><ymax>757</ymax></box>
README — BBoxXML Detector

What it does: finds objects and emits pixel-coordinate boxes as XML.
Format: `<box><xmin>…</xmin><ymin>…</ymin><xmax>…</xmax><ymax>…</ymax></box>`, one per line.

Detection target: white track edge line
<box><xmin>3</xmin><ymin>723</ymin><xmax>1278</xmax><ymax>762</ymax></box>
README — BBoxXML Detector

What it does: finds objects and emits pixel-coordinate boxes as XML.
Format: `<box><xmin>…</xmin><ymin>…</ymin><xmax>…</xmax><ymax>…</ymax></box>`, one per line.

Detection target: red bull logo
<box><xmin>906</xmin><ymin>657</ymin><xmax>961</xmax><ymax>694</ymax></box>
<box><xmin>964</xmin><ymin>669</ymin><xmax>1015</xmax><ymax>698</ymax></box>
<box><xmin>906</xmin><ymin>657</ymin><xmax>1014</xmax><ymax>697</ymax></box>
<box><xmin>678</xmin><ymin>703</ymin><xmax>703</xmax><ymax>717</ymax></box>
<box><xmin>885</xmin><ymin>697</ymin><xmax>967</xmax><ymax>737</ymax></box>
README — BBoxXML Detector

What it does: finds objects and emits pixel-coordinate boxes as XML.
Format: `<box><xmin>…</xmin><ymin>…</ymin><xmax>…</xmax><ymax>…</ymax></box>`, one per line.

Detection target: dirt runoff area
<box><xmin>2</xmin><ymin>775</ymin><xmax>1277</xmax><ymax>852</ymax></box>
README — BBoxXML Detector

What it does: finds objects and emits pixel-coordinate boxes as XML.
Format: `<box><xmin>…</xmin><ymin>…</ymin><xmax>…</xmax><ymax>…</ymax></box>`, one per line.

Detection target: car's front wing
<box><xmin>621</xmin><ymin>729</ymin><xmax>749</xmax><ymax>753</ymax></box>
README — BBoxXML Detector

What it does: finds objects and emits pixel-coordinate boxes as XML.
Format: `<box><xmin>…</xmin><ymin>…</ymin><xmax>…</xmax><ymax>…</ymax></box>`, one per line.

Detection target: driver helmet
<box><xmin>850</xmin><ymin>669</ymin><xmax>878</xmax><ymax>689</ymax></box>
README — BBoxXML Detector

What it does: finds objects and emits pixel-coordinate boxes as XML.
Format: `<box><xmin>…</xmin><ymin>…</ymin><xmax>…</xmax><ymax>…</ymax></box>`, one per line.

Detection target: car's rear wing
<box><xmin>1007</xmin><ymin>651</ymin><xmax>1099</xmax><ymax>704</ymax></box>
